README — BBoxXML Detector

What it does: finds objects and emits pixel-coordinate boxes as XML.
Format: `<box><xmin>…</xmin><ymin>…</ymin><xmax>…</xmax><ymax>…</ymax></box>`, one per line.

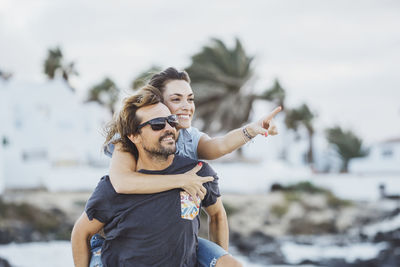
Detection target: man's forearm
<box><xmin>71</xmin><ymin>213</ymin><xmax>101</xmax><ymax>267</ymax></box>
<box><xmin>71</xmin><ymin>235</ymin><xmax>91</xmax><ymax>267</ymax></box>
<box><xmin>208</xmin><ymin>211</ymin><xmax>229</xmax><ymax>251</ymax></box>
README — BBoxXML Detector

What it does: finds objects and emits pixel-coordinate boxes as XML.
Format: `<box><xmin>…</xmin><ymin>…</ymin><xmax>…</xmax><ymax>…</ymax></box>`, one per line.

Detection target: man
<box><xmin>71</xmin><ymin>86</ymin><xmax>242</xmax><ymax>267</ymax></box>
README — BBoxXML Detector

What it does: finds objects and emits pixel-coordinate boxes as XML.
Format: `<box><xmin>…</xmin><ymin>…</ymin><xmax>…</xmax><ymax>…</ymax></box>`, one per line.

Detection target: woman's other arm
<box><xmin>197</xmin><ymin>106</ymin><xmax>281</xmax><ymax>160</ymax></box>
<box><xmin>109</xmin><ymin>143</ymin><xmax>213</xmax><ymax>199</ymax></box>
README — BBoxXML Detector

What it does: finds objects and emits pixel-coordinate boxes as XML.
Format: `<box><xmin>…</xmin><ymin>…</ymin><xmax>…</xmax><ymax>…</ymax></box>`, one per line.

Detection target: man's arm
<box><xmin>202</xmin><ymin>197</ymin><xmax>229</xmax><ymax>251</ymax></box>
<box><xmin>71</xmin><ymin>212</ymin><xmax>105</xmax><ymax>267</ymax></box>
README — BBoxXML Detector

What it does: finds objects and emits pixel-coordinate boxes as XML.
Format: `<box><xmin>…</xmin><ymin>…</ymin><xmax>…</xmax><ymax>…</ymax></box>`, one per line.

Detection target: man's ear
<box><xmin>128</xmin><ymin>134</ymin><xmax>141</xmax><ymax>144</ymax></box>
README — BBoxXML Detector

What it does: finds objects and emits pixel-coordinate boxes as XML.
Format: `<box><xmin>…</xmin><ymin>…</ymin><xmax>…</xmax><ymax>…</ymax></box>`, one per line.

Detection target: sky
<box><xmin>1</xmin><ymin>0</ymin><xmax>399</xmax><ymax>144</ymax></box>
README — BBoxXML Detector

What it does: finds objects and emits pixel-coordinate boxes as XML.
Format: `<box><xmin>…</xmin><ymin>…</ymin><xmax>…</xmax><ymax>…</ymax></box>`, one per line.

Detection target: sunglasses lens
<box><xmin>167</xmin><ymin>115</ymin><xmax>179</xmax><ymax>128</ymax></box>
<box><xmin>139</xmin><ymin>115</ymin><xmax>178</xmax><ymax>131</ymax></box>
<box><xmin>167</xmin><ymin>121</ymin><xmax>178</xmax><ymax>128</ymax></box>
<box><xmin>150</xmin><ymin>122</ymin><xmax>166</xmax><ymax>131</ymax></box>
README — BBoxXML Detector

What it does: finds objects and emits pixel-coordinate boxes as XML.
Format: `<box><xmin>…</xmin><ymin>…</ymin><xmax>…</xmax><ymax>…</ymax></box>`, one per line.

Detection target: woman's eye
<box><xmin>171</xmin><ymin>98</ymin><xmax>180</xmax><ymax>102</ymax></box>
<box><xmin>188</xmin><ymin>98</ymin><xmax>194</xmax><ymax>102</ymax></box>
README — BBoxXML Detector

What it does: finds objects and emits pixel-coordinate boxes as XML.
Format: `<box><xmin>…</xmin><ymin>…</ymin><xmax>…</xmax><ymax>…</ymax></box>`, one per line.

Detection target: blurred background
<box><xmin>0</xmin><ymin>0</ymin><xmax>399</xmax><ymax>266</ymax></box>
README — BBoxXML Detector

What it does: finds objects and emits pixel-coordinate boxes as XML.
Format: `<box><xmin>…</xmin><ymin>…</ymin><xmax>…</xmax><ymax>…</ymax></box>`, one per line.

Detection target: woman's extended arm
<box><xmin>197</xmin><ymin>106</ymin><xmax>281</xmax><ymax>160</ymax></box>
<box><xmin>109</xmin><ymin>143</ymin><xmax>213</xmax><ymax>198</ymax></box>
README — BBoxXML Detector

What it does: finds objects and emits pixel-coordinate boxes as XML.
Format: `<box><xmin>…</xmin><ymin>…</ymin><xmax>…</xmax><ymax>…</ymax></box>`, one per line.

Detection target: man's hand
<box><xmin>181</xmin><ymin>163</ymin><xmax>214</xmax><ymax>200</ymax></box>
<box><xmin>246</xmin><ymin>106</ymin><xmax>282</xmax><ymax>137</ymax></box>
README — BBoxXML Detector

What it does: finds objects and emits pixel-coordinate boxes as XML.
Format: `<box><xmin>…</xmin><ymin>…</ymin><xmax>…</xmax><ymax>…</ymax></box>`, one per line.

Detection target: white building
<box><xmin>0</xmin><ymin>139</ymin><xmax>4</xmax><ymax>194</ymax></box>
<box><xmin>349</xmin><ymin>138</ymin><xmax>400</xmax><ymax>174</ymax></box>
<box><xmin>0</xmin><ymin>79</ymin><xmax>111</xmax><ymax>191</ymax></box>
<box><xmin>0</xmin><ymin>80</ymin><xmax>9</xmax><ymax>193</ymax></box>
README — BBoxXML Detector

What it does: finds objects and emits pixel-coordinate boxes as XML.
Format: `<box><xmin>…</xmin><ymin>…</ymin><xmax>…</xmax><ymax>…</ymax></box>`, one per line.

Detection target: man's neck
<box><xmin>136</xmin><ymin>153</ymin><xmax>175</xmax><ymax>171</ymax></box>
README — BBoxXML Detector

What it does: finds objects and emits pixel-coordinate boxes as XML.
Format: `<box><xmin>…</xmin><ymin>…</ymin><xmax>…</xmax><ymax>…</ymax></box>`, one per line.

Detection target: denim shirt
<box><xmin>104</xmin><ymin>127</ymin><xmax>204</xmax><ymax>160</ymax></box>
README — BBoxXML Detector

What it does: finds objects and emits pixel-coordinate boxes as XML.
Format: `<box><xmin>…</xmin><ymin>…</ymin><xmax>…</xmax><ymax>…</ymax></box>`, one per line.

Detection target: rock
<box><xmin>0</xmin><ymin>257</ymin><xmax>11</xmax><ymax>267</ymax></box>
<box><xmin>231</xmin><ymin>230</ymin><xmax>286</xmax><ymax>265</ymax></box>
<box><xmin>0</xmin><ymin>198</ymin><xmax>73</xmax><ymax>244</ymax></box>
<box><xmin>307</xmin><ymin>209</ymin><xmax>336</xmax><ymax>225</ymax></box>
<box><xmin>336</xmin><ymin>207</ymin><xmax>359</xmax><ymax>232</ymax></box>
<box><xmin>301</xmin><ymin>193</ymin><xmax>328</xmax><ymax>210</ymax></box>
<box><xmin>284</xmin><ymin>202</ymin><xmax>305</xmax><ymax>221</ymax></box>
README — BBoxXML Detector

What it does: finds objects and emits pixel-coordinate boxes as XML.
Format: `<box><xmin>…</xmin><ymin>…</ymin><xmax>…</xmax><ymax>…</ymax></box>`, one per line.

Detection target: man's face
<box><xmin>135</xmin><ymin>103</ymin><xmax>177</xmax><ymax>159</ymax></box>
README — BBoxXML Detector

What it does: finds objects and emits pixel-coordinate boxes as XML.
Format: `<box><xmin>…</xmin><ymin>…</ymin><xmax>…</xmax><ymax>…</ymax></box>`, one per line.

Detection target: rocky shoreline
<box><xmin>222</xmin><ymin>183</ymin><xmax>400</xmax><ymax>267</ymax></box>
<box><xmin>1</xmin><ymin>183</ymin><xmax>400</xmax><ymax>267</ymax></box>
<box><xmin>0</xmin><ymin>192</ymin><xmax>81</xmax><ymax>245</ymax></box>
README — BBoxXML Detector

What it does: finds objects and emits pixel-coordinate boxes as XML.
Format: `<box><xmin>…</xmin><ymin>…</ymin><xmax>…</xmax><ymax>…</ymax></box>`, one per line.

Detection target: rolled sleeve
<box><xmin>198</xmin><ymin>163</ymin><xmax>221</xmax><ymax>207</ymax></box>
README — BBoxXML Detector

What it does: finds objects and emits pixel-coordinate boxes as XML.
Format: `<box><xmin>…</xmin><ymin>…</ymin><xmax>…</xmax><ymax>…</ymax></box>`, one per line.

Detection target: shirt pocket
<box><xmin>180</xmin><ymin>191</ymin><xmax>200</xmax><ymax>220</ymax></box>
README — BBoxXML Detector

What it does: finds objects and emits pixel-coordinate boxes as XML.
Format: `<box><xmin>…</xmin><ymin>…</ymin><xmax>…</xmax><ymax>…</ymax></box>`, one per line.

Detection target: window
<box><xmin>381</xmin><ymin>148</ymin><xmax>393</xmax><ymax>158</ymax></box>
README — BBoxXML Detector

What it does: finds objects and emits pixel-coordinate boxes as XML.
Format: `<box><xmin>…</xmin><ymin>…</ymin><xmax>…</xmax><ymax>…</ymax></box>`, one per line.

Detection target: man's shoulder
<box><xmin>91</xmin><ymin>175</ymin><xmax>115</xmax><ymax>198</ymax></box>
<box><xmin>174</xmin><ymin>154</ymin><xmax>197</xmax><ymax>163</ymax></box>
<box><xmin>170</xmin><ymin>155</ymin><xmax>197</xmax><ymax>173</ymax></box>
<box><xmin>173</xmin><ymin>155</ymin><xmax>217</xmax><ymax>177</ymax></box>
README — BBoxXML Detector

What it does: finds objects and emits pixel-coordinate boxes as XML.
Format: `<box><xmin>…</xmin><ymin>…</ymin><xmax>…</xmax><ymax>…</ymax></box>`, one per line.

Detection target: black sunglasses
<box><xmin>137</xmin><ymin>115</ymin><xmax>179</xmax><ymax>131</ymax></box>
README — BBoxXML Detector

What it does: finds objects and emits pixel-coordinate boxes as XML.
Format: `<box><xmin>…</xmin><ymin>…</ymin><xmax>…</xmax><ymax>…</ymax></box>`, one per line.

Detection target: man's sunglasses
<box><xmin>137</xmin><ymin>115</ymin><xmax>179</xmax><ymax>131</ymax></box>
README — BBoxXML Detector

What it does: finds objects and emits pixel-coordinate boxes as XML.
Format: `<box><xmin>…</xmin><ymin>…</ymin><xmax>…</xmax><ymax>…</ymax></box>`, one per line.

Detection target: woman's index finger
<box><xmin>267</xmin><ymin>106</ymin><xmax>282</xmax><ymax>120</ymax></box>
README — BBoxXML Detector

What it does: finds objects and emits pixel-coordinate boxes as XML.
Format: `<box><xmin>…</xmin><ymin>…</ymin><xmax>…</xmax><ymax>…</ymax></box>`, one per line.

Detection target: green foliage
<box><xmin>2</xmin><ymin>136</ymin><xmax>9</xmax><ymax>147</ymax></box>
<box><xmin>285</xmin><ymin>181</ymin><xmax>327</xmax><ymax>194</ymax></box>
<box><xmin>269</xmin><ymin>181</ymin><xmax>352</xmax><ymax>218</ymax></box>
<box><xmin>44</xmin><ymin>47</ymin><xmax>63</xmax><ymax>79</ymax></box>
<box><xmin>86</xmin><ymin>77</ymin><xmax>119</xmax><ymax>114</ymax></box>
<box><xmin>285</xmin><ymin>104</ymin><xmax>315</xmax><ymax>133</ymax></box>
<box><xmin>187</xmin><ymin>38</ymin><xmax>254</xmax><ymax>90</ymax></box>
<box><xmin>131</xmin><ymin>65</ymin><xmax>162</xmax><ymax>91</ymax></box>
<box><xmin>326</xmin><ymin>126</ymin><xmax>368</xmax><ymax>172</ymax></box>
<box><xmin>185</xmin><ymin>38</ymin><xmax>275</xmax><ymax>135</ymax></box>
<box><xmin>326</xmin><ymin>192</ymin><xmax>352</xmax><ymax>208</ymax></box>
<box><xmin>270</xmin><ymin>203</ymin><xmax>289</xmax><ymax>218</ymax></box>
<box><xmin>261</xmin><ymin>79</ymin><xmax>286</xmax><ymax>108</ymax></box>
<box><xmin>285</xmin><ymin>104</ymin><xmax>316</xmax><ymax>164</ymax></box>
<box><xmin>43</xmin><ymin>46</ymin><xmax>78</xmax><ymax>91</ymax></box>
<box><xmin>283</xmin><ymin>191</ymin><xmax>302</xmax><ymax>202</ymax></box>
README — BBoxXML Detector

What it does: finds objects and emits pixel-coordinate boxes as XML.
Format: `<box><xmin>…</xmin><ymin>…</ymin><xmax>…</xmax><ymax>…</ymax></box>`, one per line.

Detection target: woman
<box><xmin>92</xmin><ymin>67</ymin><xmax>281</xmax><ymax>267</ymax></box>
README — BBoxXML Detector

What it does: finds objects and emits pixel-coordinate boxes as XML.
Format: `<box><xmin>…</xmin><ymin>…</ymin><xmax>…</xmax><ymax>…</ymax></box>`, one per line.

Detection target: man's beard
<box><xmin>142</xmin><ymin>131</ymin><xmax>176</xmax><ymax>160</ymax></box>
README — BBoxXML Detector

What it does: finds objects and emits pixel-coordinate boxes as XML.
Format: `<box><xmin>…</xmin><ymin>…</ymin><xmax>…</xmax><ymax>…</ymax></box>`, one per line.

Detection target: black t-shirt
<box><xmin>85</xmin><ymin>155</ymin><xmax>220</xmax><ymax>267</ymax></box>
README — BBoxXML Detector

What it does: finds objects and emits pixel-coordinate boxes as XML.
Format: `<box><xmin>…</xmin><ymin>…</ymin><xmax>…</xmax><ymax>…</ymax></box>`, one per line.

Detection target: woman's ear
<box><xmin>128</xmin><ymin>134</ymin><xmax>140</xmax><ymax>144</ymax></box>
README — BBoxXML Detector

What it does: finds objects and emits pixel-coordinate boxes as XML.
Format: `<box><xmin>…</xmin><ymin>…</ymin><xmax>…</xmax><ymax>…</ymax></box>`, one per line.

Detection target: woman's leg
<box><xmin>89</xmin><ymin>234</ymin><xmax>104</xmax><ymax>267</ymax></box>
<box><xmin>197</xmin><ymin>237</ymin><xmax>242</xmax><ymax>267</ymax></box>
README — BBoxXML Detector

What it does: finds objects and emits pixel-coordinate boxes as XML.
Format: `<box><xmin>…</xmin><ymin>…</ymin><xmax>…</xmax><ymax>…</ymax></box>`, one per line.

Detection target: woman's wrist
<box><xmin>244</xmin><ymin>124</ymin><xmax>257</xmax><ymax>139</ymax></box>
<box><xmin>173</xmin><ymin>173</ymin><xmax>186</xmax><ymax>189</ymax></box>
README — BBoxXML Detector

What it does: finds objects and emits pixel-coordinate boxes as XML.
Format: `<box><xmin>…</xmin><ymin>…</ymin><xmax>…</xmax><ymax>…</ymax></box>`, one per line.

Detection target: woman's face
<box><xmin>162</xmin><ymin>80</ymin><xmax>195</xmax><ymax>130</ymax></box>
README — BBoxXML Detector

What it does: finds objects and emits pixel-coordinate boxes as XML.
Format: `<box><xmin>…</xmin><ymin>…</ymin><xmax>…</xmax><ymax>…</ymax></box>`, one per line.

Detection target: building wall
<box><xmin>0</xmin><ymin>79</ymin><xmax>111</xmax><ymax>190</ymax></box>
<box><xmin>0</xmin><ymin>141</ymin><xmax>4</xmax><ymax>194</ymax></box>
<box><xmin>349</xmin><ymin>141</ymin><xmax>400</xmax><ymax>174</ymax></box>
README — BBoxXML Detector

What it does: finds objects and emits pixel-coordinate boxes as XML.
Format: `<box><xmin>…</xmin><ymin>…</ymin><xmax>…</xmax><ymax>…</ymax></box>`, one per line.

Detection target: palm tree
<box><xmin>285</xmin><ymin>104</ymin><xmax>316</xmax><ymax>165</ymax></box>
<box><xmin>44</xmin><ymin>47</ymin><xmax>62</xmax><ymax>79</ymax></box>
<box><xmin>326</xmin><ymin>126</ymin><xmax>368</xmax><ymax>172</ymax></box>
<box><xmin>43</xmin><ymin>46</ymin><xmax>78</xmax><ymax>91</ymax></box>
<box><xmin>261</xmin><ymin>79</ymin><xmax>286</xmax><ymax>109</ymax></box>
<box><xmin>86</xmin><ymin>78</ymin><xmax>119</xmax><ymax>115</ymax></box>
<box><xmin>130</xmin><ymin>65</ymin><xmax>162</xmax><ymax>91</ymax></box>
<box><xmin>262</xmin><ymin>79</ymin><xmax>288</xmax><ymax>160</ymax></box>
<box><xmin>186</xmin><ymin>38</ymin><xmax>271</xmax><ymax>135</ymax></box>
